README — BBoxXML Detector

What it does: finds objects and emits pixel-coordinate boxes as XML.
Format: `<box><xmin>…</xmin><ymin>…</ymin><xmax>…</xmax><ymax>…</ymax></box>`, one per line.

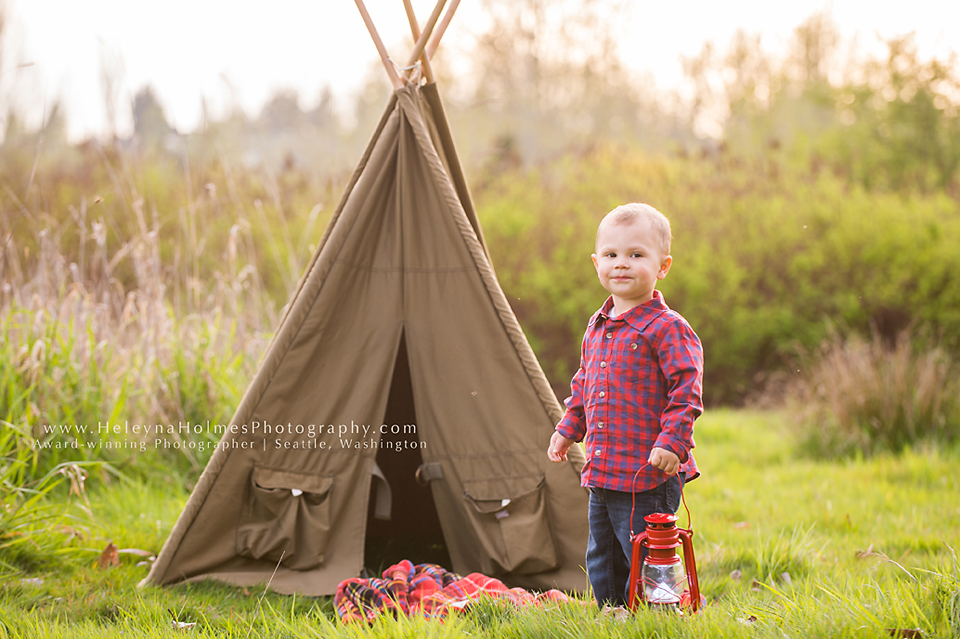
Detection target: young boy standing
<box><xmin>547</xmin><ymin>202</ymin><xmax>703</xmax><ymax>609</ymax></box>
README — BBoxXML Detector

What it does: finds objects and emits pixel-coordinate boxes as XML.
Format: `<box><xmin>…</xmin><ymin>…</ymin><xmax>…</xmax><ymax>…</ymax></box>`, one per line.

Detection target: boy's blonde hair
<box><xmin>599</xmin><ymin>203</ymin><xmax>672</xmax><ymax>256</ymax></box>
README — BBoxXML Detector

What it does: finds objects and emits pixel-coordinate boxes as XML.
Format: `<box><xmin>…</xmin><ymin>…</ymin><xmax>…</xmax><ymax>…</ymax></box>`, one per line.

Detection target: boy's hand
<box><xmin>548</xmin><ymin>431</ymin><xmax>575</xmax><ymax>462</ymax></box>
<box><xmin>648</xmin><ymin>447</ymin><xmax>680</xmax><ymax>475</ymax></box>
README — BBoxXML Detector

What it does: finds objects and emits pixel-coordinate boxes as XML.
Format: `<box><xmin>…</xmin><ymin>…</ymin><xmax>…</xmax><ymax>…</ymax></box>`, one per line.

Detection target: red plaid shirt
<box><xmin>557</xmin><ymin>290</ymin><xmax>703</xmax><ymax>492</ymax></box>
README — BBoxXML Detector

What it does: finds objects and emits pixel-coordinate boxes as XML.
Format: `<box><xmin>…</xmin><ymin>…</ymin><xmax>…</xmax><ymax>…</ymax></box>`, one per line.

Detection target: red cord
<box><xmin>681</xmin><ymin>486</ymin><xmax>692</xmax><ymax>530</ymax></box>
<box><xmin>629</xmin><ymin>463</ymin><xmax>649</xmax><ymax>538</ymax></box>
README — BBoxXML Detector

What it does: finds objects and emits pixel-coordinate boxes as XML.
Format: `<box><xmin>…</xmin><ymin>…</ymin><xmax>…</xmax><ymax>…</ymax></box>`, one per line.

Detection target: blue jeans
<box><xmin>586</xmin><ymin>475</ymin><xmax>684</xmax><ymax>607</ymax></box>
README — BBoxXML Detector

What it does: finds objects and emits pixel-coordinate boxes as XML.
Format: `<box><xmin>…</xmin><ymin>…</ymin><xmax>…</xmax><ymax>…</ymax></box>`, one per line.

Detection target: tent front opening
<box><xmin>364</xmin><ymin>331</ymin><xmax>450</xmax><ymax>572</ymax></box>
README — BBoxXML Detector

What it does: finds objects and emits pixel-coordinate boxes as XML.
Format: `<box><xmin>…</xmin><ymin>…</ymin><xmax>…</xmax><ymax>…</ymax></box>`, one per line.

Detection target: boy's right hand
<box><xmin>648</xmin><ymin>447</ymin><xmax>681</xmax><ymax>475</ymax></box>
<box><xmin>548</xmin><ymin>431</ymin><xmax>575</xmax><ymax>462</ymax></box>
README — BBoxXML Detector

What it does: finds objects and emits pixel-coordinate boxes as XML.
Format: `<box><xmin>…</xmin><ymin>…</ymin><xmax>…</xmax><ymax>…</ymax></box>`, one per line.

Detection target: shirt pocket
<box><xmin>624</xmin><ymin>343</ymin><xmax>663</xmax><ymax>395</ymax></box>
<box><xmin>236</xmin><ymin>467</ymin><xmax>334</xmax><ymax>571</ymax></box>
<box><xmin>461</xmin><ymin>473</ymin><xmax>560</xmax><ymax>576</ymax></box>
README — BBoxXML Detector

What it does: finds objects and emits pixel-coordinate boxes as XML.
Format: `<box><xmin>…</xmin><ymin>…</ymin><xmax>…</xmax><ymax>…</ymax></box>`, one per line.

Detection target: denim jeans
<box><xmin>586</xmin><ymin>474</ymin><xmax>684</xmax><ymax>607</ymax></box>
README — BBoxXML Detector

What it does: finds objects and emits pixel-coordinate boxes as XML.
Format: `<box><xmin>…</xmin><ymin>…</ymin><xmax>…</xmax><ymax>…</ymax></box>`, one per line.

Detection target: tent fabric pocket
<box><xmin>462</xmin><ymin>473</ymin><xmax>559</xmax><ymax>575</ymax></box>
<box><xmin>236</xmin><ymin>467</ymin><xmax>334</xmax><ymax>571</ymax></box>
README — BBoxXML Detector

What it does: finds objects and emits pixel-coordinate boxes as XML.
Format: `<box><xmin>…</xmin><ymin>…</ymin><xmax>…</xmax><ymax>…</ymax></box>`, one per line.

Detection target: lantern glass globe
<box><xmin>642</xmin><ymin>561</ymin><xmax>686</xmax><ymax>604</ymax></box>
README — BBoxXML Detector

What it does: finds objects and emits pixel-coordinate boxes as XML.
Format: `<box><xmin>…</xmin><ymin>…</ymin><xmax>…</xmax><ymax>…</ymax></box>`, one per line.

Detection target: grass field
<box><xmin>1</xmin><ymin>409</ymin><xmax>958</xmax><ymax>637</ymax></box>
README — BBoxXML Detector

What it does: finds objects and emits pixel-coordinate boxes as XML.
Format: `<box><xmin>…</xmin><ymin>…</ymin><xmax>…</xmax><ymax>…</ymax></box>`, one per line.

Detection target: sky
<box><xmin>3</xmin><ymin>0</ymin><xmax>959</xmax><ymax>142</ymax></box>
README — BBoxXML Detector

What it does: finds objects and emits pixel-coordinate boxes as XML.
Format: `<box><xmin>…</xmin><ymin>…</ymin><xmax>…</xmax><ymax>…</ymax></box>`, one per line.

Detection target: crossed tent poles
<box><xmin>354</xmin><ymin>0</ymin><xmax>461</xmax><ymax>89</ymax></box>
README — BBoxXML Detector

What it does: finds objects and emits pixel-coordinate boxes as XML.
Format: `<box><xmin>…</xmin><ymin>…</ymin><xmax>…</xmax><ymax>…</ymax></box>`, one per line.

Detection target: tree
<box><xmin>456</xmin><ymin>0</ymin><xmax>687</xmax><ymax>165</ymax></box>
<box><xmin>132</xmin><ymin>86</ymin><xmax>174</xmax><ymax>151</ymax></box>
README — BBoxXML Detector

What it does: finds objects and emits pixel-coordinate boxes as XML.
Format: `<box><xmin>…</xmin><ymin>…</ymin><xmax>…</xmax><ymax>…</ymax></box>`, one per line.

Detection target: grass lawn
<box><xmin>1</xmin><ymin>409</ymin><xmax>958</xmax><ymax>637</ymax></box>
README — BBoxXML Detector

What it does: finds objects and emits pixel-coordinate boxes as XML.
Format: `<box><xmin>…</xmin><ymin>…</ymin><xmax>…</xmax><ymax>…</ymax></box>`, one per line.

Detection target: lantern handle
<box><xmin>629</xmin><ymin>463</ymin><xmax>693</xmax><ymax>538</ymax></box>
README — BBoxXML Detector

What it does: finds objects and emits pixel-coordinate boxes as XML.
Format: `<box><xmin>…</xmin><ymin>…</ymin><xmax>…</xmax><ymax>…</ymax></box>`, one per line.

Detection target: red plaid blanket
<box><xmin>335</xmin><ymin>560</ymin><xmax>574</xmax><ymax>623</ymax></box>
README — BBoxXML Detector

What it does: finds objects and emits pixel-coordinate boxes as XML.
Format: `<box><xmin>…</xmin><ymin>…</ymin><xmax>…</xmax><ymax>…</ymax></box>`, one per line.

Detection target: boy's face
<box><xmin>592</xmin><ymin>217</ymin><xmax>672</xmax><ymax>311</ymax></box>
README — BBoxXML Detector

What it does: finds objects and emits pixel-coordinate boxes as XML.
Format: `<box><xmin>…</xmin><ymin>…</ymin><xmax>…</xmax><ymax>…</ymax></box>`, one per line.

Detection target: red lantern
<box><xmin>627</xmin><ymin>512</ymin><xmax>702</xmax><ymax>613</ymax></box>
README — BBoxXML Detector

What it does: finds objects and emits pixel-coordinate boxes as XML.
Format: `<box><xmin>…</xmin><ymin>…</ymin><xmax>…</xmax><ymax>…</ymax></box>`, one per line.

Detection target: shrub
<box><xmin>477</xmin><ymin>147</ymin><xmax>960</xmax><ymax>404</ymax></box>
<box><xmin>787</xmin><ymin>328</ymin><xmax>960</xmax><ymax>457</ymax></box>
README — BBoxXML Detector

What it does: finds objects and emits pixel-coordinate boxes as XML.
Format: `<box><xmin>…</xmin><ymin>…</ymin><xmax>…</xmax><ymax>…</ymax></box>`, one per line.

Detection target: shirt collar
<box><xmin>589</xmin><ymin>289</ymin><xmax>670</xmax><ymax>331</ymax></box>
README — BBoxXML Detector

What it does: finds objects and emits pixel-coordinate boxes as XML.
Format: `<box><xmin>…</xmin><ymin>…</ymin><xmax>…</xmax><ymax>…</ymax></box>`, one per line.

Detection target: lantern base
<box><xmin>647</xmin><ymin>601</ymin><xmax>684</xmax><ymax>615</ymax></box>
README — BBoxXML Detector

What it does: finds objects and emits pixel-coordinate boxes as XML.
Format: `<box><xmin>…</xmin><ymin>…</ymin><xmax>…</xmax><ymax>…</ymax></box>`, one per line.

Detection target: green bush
<box><xmin>477</xmin><ymin>147</ymin><xmax>960</xmax><ymax>404</ymax></box>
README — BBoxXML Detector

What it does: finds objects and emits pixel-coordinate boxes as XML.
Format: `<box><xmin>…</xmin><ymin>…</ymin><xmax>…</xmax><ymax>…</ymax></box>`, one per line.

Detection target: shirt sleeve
<box><xmin>652</xmin><ymin>316</ymin><xmax>703</xmax><ymax>462</ymax></box>
<box><xmin>556</xmin><ymin>346</ymin><xmax>588</xmax><ymax>442</ymax></box>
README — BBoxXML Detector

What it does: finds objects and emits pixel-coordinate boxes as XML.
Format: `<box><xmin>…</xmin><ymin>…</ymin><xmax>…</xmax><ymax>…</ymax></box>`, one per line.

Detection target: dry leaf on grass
<box><xmin>98</xmin><ymin>542</ymin><xmax>120</xmax><ymax>569</ymax></box>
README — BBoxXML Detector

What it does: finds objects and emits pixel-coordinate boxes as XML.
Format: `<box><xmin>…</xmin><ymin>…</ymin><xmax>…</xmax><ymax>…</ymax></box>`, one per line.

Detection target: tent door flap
<box><xmin>371</xmin><ymin>462</ymin><xmax>392</xmax><ymax>521</ymax></box>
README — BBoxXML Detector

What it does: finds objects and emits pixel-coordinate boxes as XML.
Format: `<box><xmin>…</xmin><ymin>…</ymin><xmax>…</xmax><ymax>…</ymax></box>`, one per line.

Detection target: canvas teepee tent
<box><xmin>142</xmin><ymin>0</ymin><xmax>588</xmax><ymax>597</ymax></box>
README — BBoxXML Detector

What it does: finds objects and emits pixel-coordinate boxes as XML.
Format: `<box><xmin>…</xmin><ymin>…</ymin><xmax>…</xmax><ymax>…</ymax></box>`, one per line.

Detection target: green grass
<box><xmin>1</xmin><ymin>409</ymin><xmax>958</xmax><ymax>637</ymax></box>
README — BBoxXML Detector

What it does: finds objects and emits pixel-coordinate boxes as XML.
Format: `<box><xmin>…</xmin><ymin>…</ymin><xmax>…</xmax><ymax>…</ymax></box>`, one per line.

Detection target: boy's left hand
<box><xmin>648</xmin><ymin>447</ymin><xmax>680</xmax><ymax>475</ymax></box>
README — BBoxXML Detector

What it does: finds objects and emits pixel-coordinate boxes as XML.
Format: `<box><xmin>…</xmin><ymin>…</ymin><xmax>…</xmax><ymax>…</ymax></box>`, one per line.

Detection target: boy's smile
<box><xmin>592</xmin><ymin>218</ymin><xmax>672</xmax><ymax>315</ymax></box>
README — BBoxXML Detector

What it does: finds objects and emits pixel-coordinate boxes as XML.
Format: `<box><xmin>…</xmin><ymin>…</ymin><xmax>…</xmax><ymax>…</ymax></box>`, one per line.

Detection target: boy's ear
<box><xmin>591</xmin><ymin>253</ymin><xmax>599</xmax><ymax>272</ymax></box>
<box><xmin>657</xmin><ymin>255</ymin><xmax>673</xmax><ymax>280</ymax></box>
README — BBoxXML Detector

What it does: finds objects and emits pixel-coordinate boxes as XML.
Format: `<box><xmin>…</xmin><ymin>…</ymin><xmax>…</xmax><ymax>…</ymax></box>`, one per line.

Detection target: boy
<box><xmin>547</xmin><ymin>202</ymin><xmax>703</xmax><ymax>609</ymax></box>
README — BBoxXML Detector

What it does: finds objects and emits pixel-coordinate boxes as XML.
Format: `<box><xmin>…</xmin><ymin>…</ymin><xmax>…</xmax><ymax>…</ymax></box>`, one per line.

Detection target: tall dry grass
<box><xmin>788</xmin><ymin>328</ymin><xmax>960</xmax><ymax>457</ymax></box>
<box><xmin>0</xmin><ymin>144</ymin><xmax>290</xmax><ymax>482</ymax></box>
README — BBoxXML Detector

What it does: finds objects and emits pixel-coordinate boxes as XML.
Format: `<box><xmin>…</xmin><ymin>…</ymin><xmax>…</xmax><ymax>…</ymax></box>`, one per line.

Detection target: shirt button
<box><xmin>606</xmin><ymin>332</ymin><xmax>612</xmax><ymax>339</ymax></box>
<box><xmin>594</xmin><ymin>449</ymin><xmax>601</xmax><ymax>456</ymax></box>
<box><xmin>599</xmin><ymin>391</ymin><xmax>605</xmax><ymax>398</ymax></box>
<box><xmin>600</xmin><ymin>361</ymin><xmax>606</xmax><ymax>368</ymax></box>
<box><xmin>598</xmin><ymin>422</ymin><xmax>604</xmax><ymax>428</ymax></box>
<box><xmin>630</xmin><ymin>343</ymin><xmax>638</xmax><ymax>350</ymax></box>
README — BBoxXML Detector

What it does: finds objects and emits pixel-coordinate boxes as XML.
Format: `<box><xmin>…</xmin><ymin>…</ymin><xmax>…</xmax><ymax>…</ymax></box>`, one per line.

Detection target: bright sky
<box><xmin>3</xmin><ymin>0</ymin><xmax>959</xmax><ymax>141</ymax></box>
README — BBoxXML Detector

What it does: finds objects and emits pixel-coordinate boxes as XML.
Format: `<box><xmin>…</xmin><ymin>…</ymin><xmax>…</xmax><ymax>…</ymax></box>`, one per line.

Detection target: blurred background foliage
<box><xmin>2</xmin><ymin>2</ymin><xmax>959</xmax><ymax>478</ymax></box>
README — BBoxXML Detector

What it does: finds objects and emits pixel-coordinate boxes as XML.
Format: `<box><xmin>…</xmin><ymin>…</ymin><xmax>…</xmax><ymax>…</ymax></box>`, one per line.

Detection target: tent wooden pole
<box><xmin>404</xmin><ymin>0</ymin><xmax>447</xmax><ymax>69</ymax></box>
<box><xmin>426</xmin><ymin>0</ymin><xmax>460</xmax><ymax>60</ymax></box>
<box><xmin>402</xmin><ymin>0</ymin><xmax>436</xmax><ymax>84</ymax></box>
<box><xmin>354</xmin><ymin>0</ymin><xmax>405</xmax><ymax>90</ymax></box>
